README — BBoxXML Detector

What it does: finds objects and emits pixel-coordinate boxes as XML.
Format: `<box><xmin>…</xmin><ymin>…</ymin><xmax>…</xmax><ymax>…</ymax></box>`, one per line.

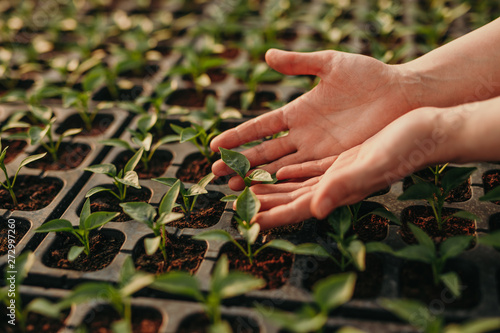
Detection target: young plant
<box><xmin>0</xmin><ymin>141</ymin><xmax>46</xmax><ymax>206</ymax></box>
<box><xmin>35</xmin><ymin>198</ymin><xmax>119</xmax><ymax>261</ymax></box>
<box><xmin>120</xmin><ymin>184</ymin><xmax>184</xmax><ymax>261</ymax></box>
<box><xmin>255</xmin><ymin>273</ymin><xmax>357</xmax><ymax>333</ymax></box>
<box><xmin>84</xmin><ymin>147</ymin><xmax>144</xmax><ymax>202</ymax></box>
<box><xmin>398</xmin><ymin>167</ymin><xmax>477</xmax><ymax>230</ymax></box>
<box><xmin>218</xmin><ymin>147</ymin><xmax>275</xmax><ymax>187</ymax></box>
<box><xmin>0</xmin><ymin>252</ymin><xmax>62</xmax><ymax>332</ymax></box>
<box><xmin>100</xmin><ymin>112</ymin><xmax>179</xmax><ymax>171</ymax></box>
<box><xmin>367</xmin><ymin>223</ymin><xmax>473</xmax><ymax>297</ymax></box>
<box><xmin>380</xmin><ymin>298</ymin><xmax>500</xmax><ymax>333</ymax></box>
<box><xmin>59</xmin><ymin>256</ymin><xmax>155</xmax><ymax>333</ymax></box>
<box><xmin>152</xmin><ymin>173</ymin><xmax>215</xmax><ymax>219</ymax></box>
<box><xmin>151</xmin><ymin>255</ymin><xmax>265</xmax><ymax>331</ymax></box>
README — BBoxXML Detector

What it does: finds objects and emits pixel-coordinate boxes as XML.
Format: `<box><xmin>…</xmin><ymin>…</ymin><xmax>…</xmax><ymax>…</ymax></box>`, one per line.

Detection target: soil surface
<box><xmin>0</xmin><ymin>311</ymin><xmax>67</xmax><ymax>333</ymax></box>
<box><xmin>170</xmin><ymin>192</ymin><xmax>225</xmax><ymax>229</ymax></box>
<box><xmin>403</xmin><ymin>167</ymin><xmax>472</xmax><ymax>202</ymax></box>
<box><xmin>56</xmin><ymin>113</ymin><xmax>114</xmax><ymax>137</ymax></box>
<box><xmin>219</xmin><ymin>242</ymin><xmax>293</xmax><ymax>290</ymax></box>
<box><xmin>2</xmin><ymin>139</ymin><xmax>27</xmax><ymax>164</ymax></box>
<box><xmin>182</xmin><ymin>67</ymin><xmax>227</xmax><ymax>83</ymax></box>
<box><xmin>0</xmin><ymin>218</ymin><xmax>30</xmax><ymax>255</ymax></box>
<box><xmin>400</xmin><ymin>260</ymin><xmax>480</xmax><ymax>308</ymax></box>
<box><xmin>231</xmin><ymin>218</ymin><xmax>304</xmax><ymax>240</ymax></box>
<box><xmin>166</xmin><ymin>88</ymin><xmax>216</xmax><ymax>107</ymax></box>
<box><xmin>0</xmin><ymin>176</ymin><xmax>63</xmax><ymax>210</ymax></box>
<box><xmin>482</xmin><ymin>170</ymin><xmax>500</xmax><ymax>205</ymax></box>
<box><xmin>42</xmin><ymin>230</ymin><xmax>124</xmax><ymax>271</ymax></box>
<box><xmin>29</xmin><ymin>143</ymin><xmax>91</xmax><ymax>170</ymax></box>
<box><xmin>88</xmin><ymin>186</ymin><xmax>152</xmax><ymax>222</ymax></box>
<box><xmin>177</xmin><ymin>313</ymin><xmax>260</xmax><ymax>333</ymax></box>
<box><xmin>134</xmin><ymin>234</ymin><xmax>207</xmax><ymax>274</ymax></box>
<box><xmin>489</xmin><ymin>212</ymin><xmax>500</xmax><ymax>231</ymax></box>
<box><xmin>93</xmin><ymin>85</ymin><xmax>143</xmax><ymax>101</ymax></box>
<box><xmin>400</xmin><ymin>206</ymin><xmax>476</xmax><ymax>244</ymax></box>
<box><xmin>215</xmin><ymin>47</ymin><xmax>240</xmax><ymax>59</ymax></box>
<box><xmin>82</xmin><ymin>305</ymin><xmax>162</xmax><ymax>333</ymax></box>
<box><xmin>112</xmin><ymin>150</ymin><xmax>173</xmax><ymax>179</ymax></box>
<box><xmin>300</xmin><ymin>253</ymin><xmax>384</xmax><ymax>299</ymax></box>
<box><xmin>176</xmin><ymin>153</ymin><xmax>214</xmax><ymax>183</ymax></box>
<box><xmin>225</xmin><ymin>91</ymin><xmax>276</xmax><ymax>112</ymax></box>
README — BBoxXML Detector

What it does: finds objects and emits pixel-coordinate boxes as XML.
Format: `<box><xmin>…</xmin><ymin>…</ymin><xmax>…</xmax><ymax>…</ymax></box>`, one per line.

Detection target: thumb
<box><xmin>265</xmin><ymin>49</ymin><xmax>333</xmax><ymax>77</ymax></box>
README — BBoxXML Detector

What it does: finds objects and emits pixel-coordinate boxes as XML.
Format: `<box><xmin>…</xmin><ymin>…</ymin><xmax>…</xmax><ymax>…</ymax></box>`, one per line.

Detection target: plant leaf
<box><xmin>120</xmin><ymin>274</ymin><xmax>155</xmax><ymax>297</ymax></box>
<box><xmin>124</xmin><ymin>147</ymin><xmax>144</xmax><ymax>173</ymax></box>
<box><xmin>68</xmin><ymin>246</ymin><xmax>85</xmax><ymax>261</ymax></box>
<box><xmin>152</xmin><ymin>177</ymin><xmax>178</xmax><ymax>187</ymax></box>
<box><xmin>26</xmin><ymin>298</ymin><xmax>61</xmax><ymax>319</ymax></box>
<box><xmin>408</xmin><ymin>223</ymin><xmax>435</xmax><ymax>252</ymax></box>
<box><xmin>441</xmin><ymin>167</ymin><xmax>476</xmax><ymax>194</ymax></box>
<box><xmin>35</xmin><ymin>219</ymin><xmax>74</xmax><ymax>233</ymax></box>
<box><xmin>440</xmin><ymin>235</ymin><xmax>472</xmax><ymax>261</ymax></box>
<box><xmin>478</xmin><ymin>230</ymin><xmax>500</xmax><ymax>249</ymax></box>
<box><xmin>452</xmin><ymin>210</ymin><xmax>478</xmax><ymax>221</ymax></box>
<box><xmin>186</xmin><ymin>173</ymin><xmax>215</xmax><ymax>196</ymax></box>
<box><xmin>313</xmin><ymin>272</ymin><xmax>356</xmax><ymax>312</ymax></box>
<box><xmin>120</xmin><ymin>202</ymin><xmax>156</xmax><ymax>225</ymax></box>
<box><xmin>193</xmin><ymin>230</ymin><xmax>233</xmax><ymax>243</ymax></box>
<box><xmin>136</xmin><ymin>113</ymin><xmax>157</xmax><ymax>133</ymax></box>
<box><xmin>18</xmin><ymin>153</ymin><xmax>47</xmax><ymax>170</ymax></box>
<box><xmin>212</xmin><ymin>254</ymin><xmax>229</xmax><ymax>286</ymax></box>
<box><xmin>365</xmin><ymin>242</ymin><xmax>394</xmax><ymax>254</ymax></box>
<box><xmin>440</xmin><ymin>272</ymin><xmax>461</xmax><ymax>298</ymax></box>
<box><xmin>145</xmin><ymin>236</ymin><xmax>161</xmax><ymax>255</ymax></box>
<box><xmin>371</xmin><ymin>208</ymin><xmax>401</xmax><ymax>225</ymax></box>
<box><xmin>293</xmin><ymin>243</ymin><xmax>332</xmax><ymax>257</ymax></box>
<box><xmin>239</xmin><ymin>223</ymin><xmax>260</xmax><ymax>245</ymax></box>
<box><xmin>265</xmin><ymin>239</ymin><xmax>297</xmax><ymax>253</ymax></box>
<box><xmin>159</xmin><ymin>179</ymin><xmax>181</xmax><ymax>214</ymax></box>
<box><xmin>247</xmin><ymin>169</ymin><xmax>273</xmax><ymax>183</ymax></box>
<box><xmin>116</xmin><ymin>171</ymin><xmax>141</xmax><ymax>189</ymax></box>
<box><xmin>85</xmin><ymin>186</ymin><xmax>113</xmax><ymax>198</ymax></box>
<box><xmin>220</xmin><ymin>195</ymin><xmax>238</xmax><ymax>202</ymax></box>
<box><xmin>219</xmin><ymin>147</ymin><xmax>250</xmax><ymax>179</ymax></box>
<box><xmin>479</xmin><ymin>186</ymin><xmax>500</xmax><ymax>202</ymax></box>
<box><xmin>61</xmin><ymin>127</ymin><xmax>83</xmax><ymax>138</ymax></box>
<box><xmin>180</xmin><ymin>127</ymin><xmax>201</xmax><ymax>143</ymax></box>
<box><xmin>156</xmin><ymin>212</ymin><xmax>184</xmax><ymax>225</ymax></box>
<box><xmin>395</xmin><ymin>245</ymin><xmax>435</xmax><ymax>263</ymax></box>
<box><xmin>236</xmin><ymin>187</ymin><xmax>260</xmax><ymax>223</ymax></box>
<box><xmin>398</xmin><ymin>182</ymin><xmax>438</xmax><ymax>201</ymax></box>
<box><xmin>443</xmin><ymin>318</ymin><xmax>500</xmax><ymax>333</ymax></box>
<box><xmin>99</xmin><ymin>139</ymin><xmax>134</xmax><ymax>151</ymax></box>
<box><xmin>216</xmin><ymin>272</ymin><xmax>265</xmax><ymax>299</ymax></box>
<box><xmin>84</xmin><ymin>211</ymin><xmax>118</xmax><ymax>230</ymax></box>
<box><xmin>347</xmin><ymin>240</ymin><xmax>366</xmax><ymax>271</ymax></box>
<box><xmin>152</xmin><ymin>271</ymin><xmax>203</xmax><ymax>301</ymax></box>
<box><xmin>84</xmin><ymin>164</ymin><xmax>117</xmax><ymax>177</ymax></box>
<box><xmin>379</xmin><ymin>298</ymin><xmax>434</xmax><ymax>330</ymax></box>
<box><xmin>169</xmin><ymin>123</ymin><xmax>184</xmax><ymax>135</ymax></box>
<box><xmin>112</xmin><ymin>320</ymin><xmax>132</xmax><ymax>333</ymax></box>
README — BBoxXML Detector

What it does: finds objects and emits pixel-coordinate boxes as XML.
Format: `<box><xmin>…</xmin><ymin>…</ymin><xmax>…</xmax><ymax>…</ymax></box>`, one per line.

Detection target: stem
<box><xmin>160</xmin><ymin>226</ymin><xmax>168</xmax><ymax>262</ymax></box>
<box><xmin>247</xmin><ymin>241</ymin><xmax>253</xmax><ymax>265</ymax></box>
<box><xmin>432</xmin><ymin>263</ymin><xmax>440</xmax><ymax>286</ymax></box>
<box><xmin>84</xmin><ymin>230</ymin><xmax>90</xmax><ymax>256</ymax></box>
<box><xmin>8</xmin><ymin>187</ymin><xmax>18</xmax><ymax>206</ymax></box>
<box><xmin>123</xmin><ymin>299</ymin><xmax>132</xmax><ymax>329</ymax></box>
<box><xmin>429</xmin><ymin>200</ymin><xmax>442</xmax><ymax>231</ymax></box>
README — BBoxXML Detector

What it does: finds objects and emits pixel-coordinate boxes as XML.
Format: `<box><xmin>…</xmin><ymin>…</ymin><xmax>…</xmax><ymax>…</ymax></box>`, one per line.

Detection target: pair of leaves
<box><xmin>219</xmin><ymin>147</ymin><xmax>273</xmax><ymax>186</ymax></box>
<box><xmin>154</xmin><ymin>173</ymin><xmax>215</xmax><ymax>201</ymax></box>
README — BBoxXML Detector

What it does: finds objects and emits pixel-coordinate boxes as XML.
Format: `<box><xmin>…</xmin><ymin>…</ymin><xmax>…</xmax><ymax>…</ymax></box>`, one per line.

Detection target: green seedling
<box><xmin>0</xmin><ymin>252</ymin><xmax>62</xmax><ymax>332</ymax></box>
<box><xmin>100</xmin><ymin>112</ymin><xmax>179</xmax><ymax>171</ymax></box>
<box><xmin>256</xmin><ymin>273</ymin><xmax>357</xmax><ymax>333</ymax></box>
<box><xmin>478</xmin><ymin>230</ymin><xmax>500</xmax><ymax>251</ymax></box>
<box><xmin>59</xmin><ymin>256</ymin><xmax>155</xmax><ymax>333</ymax></box>
<box><xmin>151</xmin><ymin>255</ymin><xmax>265</xmax><ymax>331</ymax></box>
<box><xmin>479</xmin><ymin>183</ymin><xmax>500</xmax><ymax>202</ymax></box>
<box><xmin>120</xmin><ymin>183</ymin><xmax>184</xmax><ymax>261</ymax></box>
<box><xmin>84</xmin><ymin>148</ymin><xmax>144</xmax><ymax>202</ymax></box>
<box><xmin>367</xmin><ymin>224</ymin><xmax>473</xmax><ymax>297</ymax></box>
<box><xmin>218</xmin><ymin>147</ymin><xmax>275</xmax><ymax>187</ymax></box>
<box><xmin>35</xmin><ymin>198</ymin><xmax>118</xmax><ymax>261</ymax></box>
<box><xmin>0</xmin><ymin>84</ymin><xmax>62</xmax><ymax>106</ymax></box>
<box><xmin>398</xmin><ymin>167</ymin><xmax>478</xmax><ymax>230</ymax></box>
<box><xmin>380</xmin><ymin>298</ymin><xmax>500</xmax><ymax>333</ymax></box>
<box><xmin>0</xmin><ymin>141</ymin><xmax>46</xmax><ymax>206</ymax></box>
<box><xmin>152</xmin><ymin>173</ymin><xmax>215</xmax><ymax>219</ymax></box>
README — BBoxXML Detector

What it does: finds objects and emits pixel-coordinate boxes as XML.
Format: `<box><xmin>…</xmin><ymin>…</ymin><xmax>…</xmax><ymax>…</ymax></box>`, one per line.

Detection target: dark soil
<box><xmin>176</xmin><ymin>153</ymin><xmax>221</xmax><ymax>184</ymax></box>
<box><xmin>219</xmin><ymin>242</ymin><xmax>293</xmax><ymax>290</ymax></box>
<box><xmin>400</xmin><ymin>206</ymin><xmax>476</xmax><ymax>244</ymax></box>
<box><xmin>231</xmin><ymin>219</ymin><xmax>304</xmax><ymax>240</ymax></box>
<box><xmin>215</xmin><ymin>47</ymin><xmax>240</xmax><ymax>59</ymax></box>
<box><xmin>56</xmin><ymin>113</ymin><xmax>114</xmax><ymax>137</ymax></box>
<box><xmin>0</xmin><ymin>310</ymin><xmax>67</xmax><ymax>333</ymax></box>
<box><xmin>82</xmin><ymin>305</ymin><xmax>162</xmax><ymax>333</ymax></box>
<box><xmin>28</xmin><ymin>142</ymin><xmax>91</xmax><ymax>170</ymax></box>
<box><xmin>489</xmin><ymin>212</ymin><xmax>500</xmax><ymax>231</ymax></box>
<box><xmin>120</xmin><ymin>63</ymin><xmax>160</xmax><ymax>78</ymax></box>
<box><xmin>277</xmin><ymin>28</ymin><xmax>298</xmax><ymax>42</ymax></box>
<box><xmin>133</xmin><ymin>234</ymin><xmax>207</xmax><ymax>274</ymax></box>
<box><xmin>225</xmin><ymin>91</ymin><xmax>277</xmax><ymax>112</ymax></box>
<box><xmin>482</xmin><ymin>170</ymin><xmax>500</xmax><ymax>205</ymax></box>
<box><xmin>112</xmin><ymin>150</ymin><xmax>173</xmax><ymax>179</ymax></box>
<box><xmin>300</xmin><ymin>253</ymin><xmax>384</xmax><ymax>299</ymax></box>
<box><xmin>42</xmin><ymin>230</ymin><xmax>124</xmax><ymax>271</ymax></box>
<box><xmin>170</xmin><ymin>192</ymin><xmax>225</xmax><ymax>229</ymax></box>
<box><xmin>400</xmin><ymin>260</ymin><xmax>480</xmax><ymax>309</ymax></box>
<box><xmin>177</xmin><ymin>312</ymin><xmax>260</xmax><ymax>333</ymax></box>
<box><xmin>403</xmin><ymin>167</ymin><xmax>472</xmax><ymax>202</ymax></box>
<box><xmin>2</xmin><ymin>140</ymin><xmax>27</xmax><ymax>164</ymax></box>
<box><xmin>182</xmin><ymin>67</ymin><xmax>227</xmax><ymax>83</ymax></box>
<box><xmin>93</xmin><ymin>85</ymin><xmax>143</xmax><ymax>101</ymax></box>
<box><xmin>0</xmin><ymin>176</ymin><xmax>63</xmax><ymax>211</ymax></box>
<box><xmin>166</xmin><ymin>88</ymin><xmax>216</xmax><ymax>107</ymax></box>
<box><xmin>87</xmin><ymin>186</ymin><xmax>152</xmax><ymax>222</ymax></box>
<box><xmin>0</xmin><ymin>217</ymin><xmax>30</xmax><ymax>255</ymax></box>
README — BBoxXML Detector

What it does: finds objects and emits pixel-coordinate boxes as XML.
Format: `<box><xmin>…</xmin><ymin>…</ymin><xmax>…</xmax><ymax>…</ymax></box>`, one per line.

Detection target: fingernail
<box><xmin>317</xmin><ymin>198</ymin><xmax>333</xmax><ymax>218</ymax></box>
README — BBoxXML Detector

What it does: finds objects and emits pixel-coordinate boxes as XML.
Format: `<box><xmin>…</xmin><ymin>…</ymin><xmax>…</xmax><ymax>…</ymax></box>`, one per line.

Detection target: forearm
<box><xmin>397</xmin><ymin>17</ymin><xmax>500</xmax><ymax>109</ymax></box>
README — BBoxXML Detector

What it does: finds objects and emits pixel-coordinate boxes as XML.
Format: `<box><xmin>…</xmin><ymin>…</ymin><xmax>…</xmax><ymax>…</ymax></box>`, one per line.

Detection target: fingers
<box><xmin>251</xmin><ymin>176</ymin><xmax>320</xmax><ymax>194</ymax></box>
<box><xmin>253</xmin><ymin>192</ymin><xmax>314</xmax><ymax>229</ymax></box>
<box><xmin>265</xmin><ymin>49</ymin><xmax>333</xmax><ymax>78</ymax></box>
<box><xmin>276</xmin><ymin>156</ymin><xmax>338</xmax><ymax>180</ymax></box>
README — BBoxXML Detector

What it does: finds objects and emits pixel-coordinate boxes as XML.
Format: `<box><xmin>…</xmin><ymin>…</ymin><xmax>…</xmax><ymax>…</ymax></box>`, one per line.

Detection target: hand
<box><xmin>250</xmin><ymin>107</ymin><xmax>459</xmax><ymax>229</ymax></box>
<box><xmin>211</xmin><ymin>48</ymin><xmax>417</xmax><ymax>190</ymax></box>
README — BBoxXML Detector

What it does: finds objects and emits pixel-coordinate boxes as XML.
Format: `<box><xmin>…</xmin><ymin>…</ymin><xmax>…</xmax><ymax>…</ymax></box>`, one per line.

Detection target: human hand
<box><xmin>211</xmin><ymin>48</ymin><xmax>417</xmax><ymax>190</ymax></box>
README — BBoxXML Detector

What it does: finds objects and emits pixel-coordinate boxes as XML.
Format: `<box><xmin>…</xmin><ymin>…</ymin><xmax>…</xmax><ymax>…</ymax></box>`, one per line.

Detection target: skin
<box><xmin>212</xmin><ymin>18</ymin><xmax>500</xmax><ymax>229</ymax></box>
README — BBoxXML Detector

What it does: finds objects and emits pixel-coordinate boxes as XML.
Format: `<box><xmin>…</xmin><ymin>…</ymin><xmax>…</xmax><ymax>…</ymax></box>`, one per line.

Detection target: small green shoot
<box><xmin>35</xmin><ymin>198</ymin><xmax>118</xmax><ymax>261</ymax></box>
<box><xmin>219</xmin><ymin>147</ymin><xmax>274</xmax><ymax>187</ymax></box>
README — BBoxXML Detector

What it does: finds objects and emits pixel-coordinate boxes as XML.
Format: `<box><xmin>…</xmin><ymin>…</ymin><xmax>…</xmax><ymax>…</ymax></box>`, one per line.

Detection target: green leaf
<box><xmin>156</xmin><ymin>212</ymin><xmax>184</xmax><ymax>225</ymax></box>
<box><xmin>441</xmin><ymin>167</ymin><xmax>476</xmax><ymax>194</ymax></box>
<box><xmin>85</xmin><ymin>186</ymin><xmax>113</xmax><ymax>198</ymax></box>
<box><xmin>26</xmin><ymin>298</ymin><xmax>61</xmax><ymax>318</ymax></box>
<box><xmin>329</xmin><ymin>207</ymin><xmax>352</xmax><ymax>237</ymax></box>
<box><xmin>159</xmin><ymin>180</ymin><xmax>181</xmax><ymax>214</ymax></box>
<box><xmin>68</xmin><ymin>246</ymin><xmax>85</xmax><ymax>261</ymax></box>
<box><xmin>180</xmin><ymin>127</ymin><xmax>201</xmax><ymax>143</ymax></box>
<box><xmin>365</xmin><ymin>242</ymin><xmax>393</xmax><ymax>254</ymax></box>
<box><xmin>247</xmin><ymin>169</ymin><xmax>273</xmax><ymax>183</ymax></box>
<box><xmin>452</xmin><ymin>210</ymin><xmax>478</xmax><ymax>221</ymax></box>
<box><xmin>313</xmin><ymin>272</ymin><xmax>356</xmax><ymax>312</ymax></box>
<box><xmin>239</xmin><ymin>223</ymin><xmax>260</xmax><ymax>245</ymax></box>
<box><xmin>99</xmin><ymin>139</ymin><xmax>134</xmax><ymax>151</ymax></box>
<box><xmin>0</xmin><ymin>146</ymin><xmax>7</xmax><ymax>165</ymax></box>
<box><xmin>440</xmin><ymin>235</ymin><xmax>472</xmax><ymax>261</ymax></box>
<box><xmin>398</xmin><ymin>182</ymin><xmax>438</xmax><ymax>201</ymax></box>
<box><xmin>408</xmin><ymin>223</ymin><xmax>435</xmax><ymax>252</ymax></box>
<box><xmin>440</xmin><ymin>272</ymin><xmax>461</xmax><ymax>298</ymax></box>
<box><xmin>186</xmin><ymin>173</ymin><xmax>215</xmax><ymax>196</ymax></box>
<box><xmin>120</xmin><ymin>273</ymin><xmax>155</xmax><ymax>297</ymax></box>
<box><xmin>212</xmin><ymin>254</ymin><xmax>229</xmax><ymax>286</ymax></box>
<box><xmin>193</xmin><ymin>230</ymin><xmax>233</xmax><ymax>243</ymax></box>
<box><xmin>84</xmin><ymin>211</ymin><xmax>118</xmax><ymax>230</ymax></box>
<box><xmin>208</xmin><ymin>321</ymin><xmax>232</xmax><ymax>333</ymax></box>
<box><xmin>124</xmin><ymin>147</ymin><xmax>144</xmax><ymax>173</ymax></box>
<box><xmin>152</xmin><ymin>271</ymin><xmax>203</xmax><ymax>301</ymax></box>
<box><xmin>145</xmin><ymin>236</ymin><xmax>161</xmax><ymax>255</ymax></box>
<box><xmin>7</xmin><ymin>252</ymin><xmax>35</xmax><ymax>286</ymax></box>
<box><xmin>62</xmin><ymin>282</ymin><xmax>117</xmax><ymax>307</ymax></box>
<box><xmin>216</xmin><ymin>272</ymin><xmax>265</xmax><ymax>299</ymax></box>
<box><xmin>444</xmin><ymin>318</ymin><xmax>500</xmax><ymax>333</ymax></box>
<box><xmin>265</xmin><ymin>239</ymin><xmax>297</xmax><ymax>253</ymax></box>
<box><xmin>35</xmin><ymin>219</ymin><xmax>74</xmax><ymax>233</ymax></box>
<box><xmin>478</xmin><ymin>230</ymin><xmax>500</xmax><ymax>249</ymax></box>
<box><xmin>18</xmin><ymin>153</ymin><xmax>47</xmax><ymax>170</ymax></box>
<box><xmin>169</xmin><ymin>123</ymin><xmax>184</xmax><ymax>135</ymax></box>
<box><xmin>120</xmin><ymin>202</ymin><xmax>156</xmax><ymax>225</ymax></box>
<box><xmin>80</xmin><ymin>198</ymin><xmax>91</xmax><ymax>227</ymax></box>
<box><xmin>29</xmin><ymin>105</ymin><xmax>53</xmax><ymax>123</ymax></box>
<box><xmin>336</xmin><ymin>327</ymin><xmax>367</xmax><ymax>333</ymax></box>
<box><xmin>137</xmin><ymin>113</ymin><xmax>157</xmax><ymax>133</ymax></box>
<box><xmin>221</xmin><ymin>195</ymin><xmax>238</xmax><ymax>202</ymax></box>
<box><xmin>379</xmin><ymin>299</ymin><xmax>434</xmax><ymax>330</ymax></box>
<box><xmin>152</xmin><ymin>177</ymin><xmax>178</xmax><ymax>187</ymax></box>
<box><xmin>347</xmin><ymin>240</ymin><xmax>366</xmax><ymax>271</ymax></box>
<box><xmin>155</xmin><ymin>134</ymin><xmax>181</xmax><ymax>146</ymax></box>
<box><xmin>293</xmin><ymin>243</ymin><xmax>332</xmax><ymax>257</ymax></box>
<box><xmin>83</xmin><ymin>67</ymin><xmax>105</xmax><ymax>92</ymax></box>
<box><xmin>241</xmin><ymin>91</ymin><xmax>254</xmax><ymax>111</ymax></box>
<box><xmin>61</xmin><ymin>127</ymin><xmax>83</xmax><ymax>138</ymax></box>
<box><xmin>371</xmin><ymin>208</ymin><xmax>401</xmax><ymax>225</ymax></box>
<box><xmin>236</xmin><ymin>187</ymin><xmax>260</xmax><ymax>223</ymax></box>
<box><xmin>116</xmin><ymin>171</ymin><xmax>141</xmax><ymax>189</ymax></box>
<box><xmin>111</xmin><ymin>320</ymin><xmax>131</xmax><ymax>333</ymax></box>
<box><xmin>255</xmin><ymin>303</ymin><xmax>327</xmax><ymax>333</ymax></box>
<box><xmin>120</xmin><ymin>256</ymin><xmax>136</xmax><ymax>286</ymax></box>
<box><xmin>395</xmin><ymin>245</ymin><xmax>435</xmax><ymax>263</ymax></box>
<box><xmin>84</xmin><ymin>164</ymin><xmax>117</xmax><ymax>177</ymax></box>
<box><xmin>479</xmin><ymin>186</ymin><xmax>500</xmax><ymax>202</ymax></box>
<box><xmin>219</xmin><ymin>147</ymin><xmax>250</xmax><ymax>179</ymax></box>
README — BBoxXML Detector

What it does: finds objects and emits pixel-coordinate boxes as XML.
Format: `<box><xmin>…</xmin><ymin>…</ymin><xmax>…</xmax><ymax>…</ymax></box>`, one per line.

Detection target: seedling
<box><xmin>120</xmin><ymin>183</ymin><xmax>184</xmax><ymax>261</ymax></box>
<box><xmin>100</xmin><ymin>112</ymin><xmax>179</xmax><ymax>170</ymax></box>
<box><xmin>0</xmin><ymin>252</ymin><xmax>62</xmax><ymax>331</ymax></box>
<box><xmin>0</xmin><ymin>141</ymin><xmax>46</xmax><ymax>206</ymax></box>
<box><xmin>84</xmin><ymin>148</ymin><xmax>144</xmax><ymax>202</ymax></box>
<box><xmin>219</xmin><ymin>147</ymin><xmax>275</xmax><ymax>187</ymax></box>
<box><xmin>478</xmin><ymin>230</ymin><xmax>500</xmax><ymax>251</ymax></box>
<box><xmin>479</xmin><ymin>183</ymin><xmax>500</xmax><ymax>202</ymax></box>
<box><xmin>380</xmin><ymin>298</ymin><xmax>500</xmax><ymax>333</ymax></box>
<box><xmin>367</xmin><ymin>223</ymin><xmax>473</xmax><ymax>297</ymax></box>
<box><xmin>398</xmin><ymin>167</ymin><xmax>478</xmax><ymax>230</ymax></box>
<box><xmin>35</xmin><ymin>198</ymin><xmax>118</xmax><ymax>261</ymax></box>
<box><xmin>152</xmin><ymin>173</ymin><xmax>215</xmax><ymax>219</ymax></box>
<box><xmin>256</xmin><ymin>273</ymin><xmax>357</xmax><ymax>333</ymax></box>
<box><xmin>59</xmin><ymin>256</ymin><xmax>155</xmax><ymax>333</ymax></box>
<box><xmin>151</xmin><ymin>255</ymin><xmax>265</xmax><ymax>330</ymax></box>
